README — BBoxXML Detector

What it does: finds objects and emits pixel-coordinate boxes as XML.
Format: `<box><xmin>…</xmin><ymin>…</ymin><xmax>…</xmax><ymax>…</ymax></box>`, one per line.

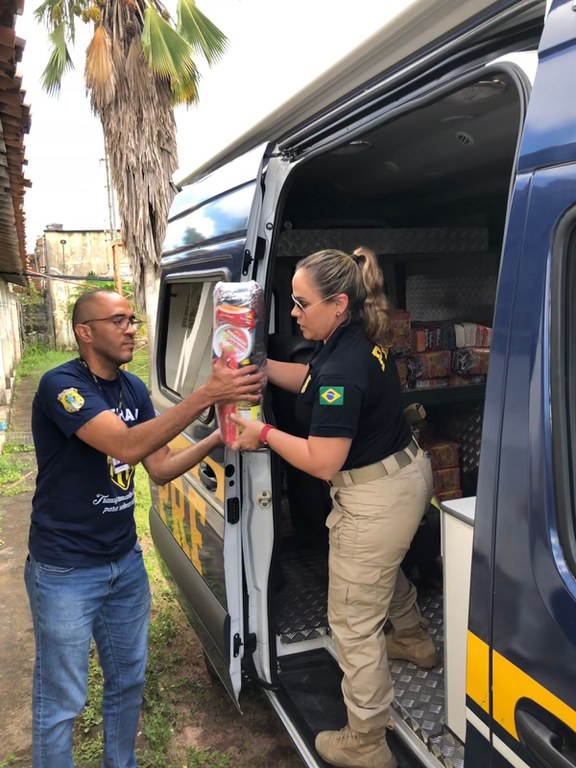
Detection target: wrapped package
<box><xmin>452</xmin><ymin>347</ymin><xmax>490</xmax><ymax>376</ymax></box>
<box><xmin>433</xmin><ymin>467</ymin><xmax>461</xmax><ymax>493</ymax></box>
<box><xmin>389</xmin><ymin>310</ymin><xmax>412</xmax><ymax>354</ymax></box>
<box><xmin>423</xmin><ymin>441</ymin><xmax>460</xmax><ymax>471</ymax></box>
<box><xmin>406</xmin><ymin>351</ymin><xmax>452</xmax><ymax>380</ymax></box>
<box><xmin>212</xmin><ymin>280</ymin><xmax>266</xmax><ymax>446</ymax></box>
<box><xmin>411</xmin><ymin>321</ymin><xmax>456</xmax><ymax>353</ymax></box>
<box><xmin>454</xmin><ymin>322</ymin><xmax>493</xmax><ymax>349</ymax></box>
<box><xmin>413</xmin><ymin>377</ymin><xmax>450</xmax><ymax>389</ymax></box>
<box><xmin>436</xmin><ymin>489</ymin><xmax>464</xmax><ymax>502</ymax></box>
<box><xmin>394</xmin><ymin>357</ymin><xmax>408</xmax><ymax>390</ymax></box>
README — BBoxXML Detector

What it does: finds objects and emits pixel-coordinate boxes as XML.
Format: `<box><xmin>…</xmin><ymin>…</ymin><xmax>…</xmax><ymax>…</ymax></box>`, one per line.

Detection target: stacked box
<box><xmin>449</xmin><ymin>374</ymin><xmax>486</xmax><ymax>387</ymax></box>
<box><xmin>413</xmin><ymin>378</ymin><xmax>449</xmax><ymax>389</ymax></box>
<box><xmin>425</xmin><ymin>441</ymin><xmax>459</xmax><ymax>472</ymax></box>
<box><xmin>389</xmin><ymin>310</ymin><xmax>411</xmax><ymax>354</ymax></box>
<box><xmin>411</xmin><ymin>321</ymin><xmax>457</xmax><ymax>352</ymax></box>
<box><xmin>432</xmin><ymin>466</ymin><xmax>461</xmax><ymax>493</ymax></box>
<box><xmin>436</xmin><ymin>489</ymin><xmax>464</xmax><ymax>501</ymax></box>
<box><xmin>394</xmin><ymin>357</ymin><xmax>408</xmax><ymax>390</ymax></box>
<box><xmin>452</xmin><ymin>347</ymin><xmax>490</xmax><ymax>376</ymax></box>
<box><xmin>406</xmin><ymin>351</ymin><xmax>452</xmax><ymax>380</ymax></box>
<box><xmin>454</xmin><ymin>322</ymin><xmax>493</xmax><ymax>348</ymax></box>
<box><xmin>420</xmin><ymin>439</ymin><xmax>463</xmax><ymax>498</ymax></box>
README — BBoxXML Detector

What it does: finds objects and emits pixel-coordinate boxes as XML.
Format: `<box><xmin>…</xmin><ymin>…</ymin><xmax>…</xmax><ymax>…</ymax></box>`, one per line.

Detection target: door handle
<box><xmin>516</xmin><ymin>708</ymin><xmax>576</xmax><ymax>768</ymax></box>
<box><xmin>199</xmin><ymin>462</ymin><xmax>217</xmax><ymax>492</ymax></box>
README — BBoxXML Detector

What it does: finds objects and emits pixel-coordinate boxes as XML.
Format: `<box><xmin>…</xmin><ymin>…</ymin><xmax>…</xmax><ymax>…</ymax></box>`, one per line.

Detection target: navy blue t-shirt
<box><xmin>29</xmin><ymin>358</ymin><xmax>155</xmax><ymax>566</ymax></box>
<box><xmin>295</xmin><ymin>323</ymin><xmax>411</xmax><ymax>470</ymax></box>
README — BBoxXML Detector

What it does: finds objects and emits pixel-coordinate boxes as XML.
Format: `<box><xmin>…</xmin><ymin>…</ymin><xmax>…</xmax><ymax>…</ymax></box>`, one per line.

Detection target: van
<box><xmin>148</xmin><ymin>0</ymin><xmax>576</xmax><ymax>765</ymax></box>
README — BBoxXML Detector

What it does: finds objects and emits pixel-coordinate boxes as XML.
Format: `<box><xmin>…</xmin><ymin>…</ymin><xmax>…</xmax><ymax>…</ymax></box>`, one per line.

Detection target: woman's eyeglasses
<box><xmin>291</xmin><ymin>293</ymin><xmax>338</xmax><ymax>313</ymax></box>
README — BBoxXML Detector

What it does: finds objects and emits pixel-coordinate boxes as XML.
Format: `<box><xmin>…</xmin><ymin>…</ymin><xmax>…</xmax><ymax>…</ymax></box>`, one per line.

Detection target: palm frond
<box><xmin>41</xmin><ymin>23</ymin><xmax>74</xmax><ymax>94</ymax></box>
<box><xmin>35</xmin><ymin>0</ymin><xmax>79</xmax><ymax>41</ymax></box>
<box><xmin>85</xmin><ymin>26</ymin><xmax>116</xmax><ymax>109</ymax></box>
<box><xmin>169</xmin><ymin>67</ymin><xmax>200</xmax><ymax>106</ymax></box>
<box><xmin>141</xmin><ymin>6</ymin><xmax>196</xmax><ymax>81</ymax></box>
<box><xmin>176</xmin><ymin>0</ymin><xmax>227</xmax><ymax>65</ymax></box>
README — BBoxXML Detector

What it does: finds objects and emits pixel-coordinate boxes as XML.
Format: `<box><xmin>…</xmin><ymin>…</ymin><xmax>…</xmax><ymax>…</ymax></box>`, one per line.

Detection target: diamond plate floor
<box><xmin>275</xmin><ymin>548</ymin><xmax>465</xmax><ymax>768</ymax></box>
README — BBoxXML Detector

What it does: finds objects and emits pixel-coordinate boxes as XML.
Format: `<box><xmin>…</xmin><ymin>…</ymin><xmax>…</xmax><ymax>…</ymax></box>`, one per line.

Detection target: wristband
<box><xmin>259</xmin><ymin>424</ymin><xmax>274</xmax><ymax>445</ymax></box>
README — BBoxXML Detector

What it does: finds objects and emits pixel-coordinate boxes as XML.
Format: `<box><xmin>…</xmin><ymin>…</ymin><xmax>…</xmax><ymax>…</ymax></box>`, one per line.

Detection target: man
<box><xmin>25</xmin><ymin>289</ymin><xmax>262</xmax><ymax>768</ymax></box>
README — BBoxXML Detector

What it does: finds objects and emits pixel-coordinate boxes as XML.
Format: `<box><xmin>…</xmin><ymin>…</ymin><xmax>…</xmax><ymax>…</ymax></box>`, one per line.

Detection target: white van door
<box><xmin>150</xmin><ymin>146</ymin><xmax>270</xmax><ymax>708</ymax></box>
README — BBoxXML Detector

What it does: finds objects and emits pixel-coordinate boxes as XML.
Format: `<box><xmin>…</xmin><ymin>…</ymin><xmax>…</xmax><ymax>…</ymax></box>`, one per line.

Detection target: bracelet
<box><xmin>259</xmin><ymin>424</ymin><xmax>275</xmax><ymax>445</ymax></box>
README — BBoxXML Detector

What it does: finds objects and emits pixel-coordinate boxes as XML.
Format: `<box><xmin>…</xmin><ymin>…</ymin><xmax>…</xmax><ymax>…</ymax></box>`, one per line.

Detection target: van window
<box><xmin>162</xmin><ymin>279</ymin><xmax>215</xmax><ymax>400</ymax></box>
<box><xmin>163</xmin><ymin>182</ymin><xmax>256</xmax><ymax>254</ymax></box>
<box><xmin>552</xmin><ymin>222</ymin><xmax>576</xmax><ymax>572</ymax></box>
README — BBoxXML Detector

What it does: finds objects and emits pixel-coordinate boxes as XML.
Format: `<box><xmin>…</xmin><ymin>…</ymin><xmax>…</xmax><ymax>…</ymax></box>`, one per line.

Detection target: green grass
<box><xmin>15</xmin><ymin>343</ymin><xmax>75</xmax><ymax>382</ymax></box>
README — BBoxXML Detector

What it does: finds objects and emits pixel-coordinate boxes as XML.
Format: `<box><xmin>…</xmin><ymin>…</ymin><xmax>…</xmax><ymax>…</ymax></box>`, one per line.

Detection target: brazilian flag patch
<box><xmin>319</xmin><ymin>386</ymin><xmax>344</xmax><ymax>405</ymax></box>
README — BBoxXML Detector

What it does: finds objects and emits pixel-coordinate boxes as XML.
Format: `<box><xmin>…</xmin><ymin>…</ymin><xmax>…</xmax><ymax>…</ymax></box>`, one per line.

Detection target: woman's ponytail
<box><xmin>352</xmin><ymin>246</ymin><xmax>391</xmax><ymax>347</ymax></box>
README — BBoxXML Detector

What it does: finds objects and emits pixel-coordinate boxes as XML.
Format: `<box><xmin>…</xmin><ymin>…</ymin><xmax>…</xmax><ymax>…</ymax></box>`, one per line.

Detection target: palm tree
<box><xmin>34</xmin><ymin>0</ymin><xmax>227</xmax><ymax>310</ymax></box>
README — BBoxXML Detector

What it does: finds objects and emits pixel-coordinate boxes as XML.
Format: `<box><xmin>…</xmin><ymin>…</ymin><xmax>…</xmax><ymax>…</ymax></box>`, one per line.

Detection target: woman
<box><xmin>232</xmin><ymin>247</ymin><xmax>436</xmax><ymax>768</ymax></box>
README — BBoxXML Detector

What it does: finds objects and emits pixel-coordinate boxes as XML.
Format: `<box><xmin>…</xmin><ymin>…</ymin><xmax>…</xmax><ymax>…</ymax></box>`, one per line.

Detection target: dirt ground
<box><xmin>0</xmin><ymin>376</ymin><xmax>303</xmax><ymax>768</ymax></box>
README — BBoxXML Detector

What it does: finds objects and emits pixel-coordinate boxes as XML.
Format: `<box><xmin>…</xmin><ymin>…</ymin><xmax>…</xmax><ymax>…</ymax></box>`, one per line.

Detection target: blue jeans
<box><xmin>25</xmin><ymin>543</ymin><xmax>151</xmax><ymax>768</ymax></box>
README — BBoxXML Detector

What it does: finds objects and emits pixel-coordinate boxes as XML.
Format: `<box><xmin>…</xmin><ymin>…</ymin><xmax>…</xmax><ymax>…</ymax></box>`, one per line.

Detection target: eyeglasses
<box><xmin>291</xmin><ymin>293</ymin><xmax>338</xmax><ymax>313</ymax></box>
<box><xmin>80</xmin><ymin>315</ymin><xmax>143</xmax><ymax>331</ymax></box>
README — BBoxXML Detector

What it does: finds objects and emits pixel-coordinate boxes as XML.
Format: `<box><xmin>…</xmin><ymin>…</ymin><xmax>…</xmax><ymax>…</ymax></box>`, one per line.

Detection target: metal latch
<box><xmin>226</xmin><ymin>498</ymin><xmax>240</xmax><ymax>524</ymax></box>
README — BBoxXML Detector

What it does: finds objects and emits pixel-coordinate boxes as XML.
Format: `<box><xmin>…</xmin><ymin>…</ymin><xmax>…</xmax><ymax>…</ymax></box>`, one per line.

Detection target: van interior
<box><xmin>258</xmin><ymin>59</ymin><xmax>532</xmax><ymax>765</ymax></box>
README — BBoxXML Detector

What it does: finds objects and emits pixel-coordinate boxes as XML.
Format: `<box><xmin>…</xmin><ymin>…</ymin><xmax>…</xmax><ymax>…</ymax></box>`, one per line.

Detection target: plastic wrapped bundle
<box><xmin>212</xmin><ymin>280</ymin><xmax>266</xmax><ymax>446</ymax></box>
<box><xmin>452</xmin><ymin>347</ymin><xmax>490</xmax><ymax>376</ymax></box>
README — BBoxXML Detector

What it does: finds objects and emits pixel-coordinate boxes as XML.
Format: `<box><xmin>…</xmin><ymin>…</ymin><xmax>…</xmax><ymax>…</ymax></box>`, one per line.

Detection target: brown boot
<box><xmin>386</xmin><ymin>620</ymin><xmax>440</xmax><ymax>668</ymax></box>
<box><xmin>315</xmin><ymin>725</ymin><xmax>397</xmax><ymax>768</ymax></box>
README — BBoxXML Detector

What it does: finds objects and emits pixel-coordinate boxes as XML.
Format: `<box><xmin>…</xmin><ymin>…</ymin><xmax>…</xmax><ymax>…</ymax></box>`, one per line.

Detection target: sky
<box><xmin>15</xmin><ymin>0</ymin><xmax>417</xmax><ymax>253</ymax></box>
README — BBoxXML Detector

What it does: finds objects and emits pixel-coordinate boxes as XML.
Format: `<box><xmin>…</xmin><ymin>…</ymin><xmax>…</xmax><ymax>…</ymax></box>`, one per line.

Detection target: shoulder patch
<box><xmin>319</xmin><ymin>386</ymin><xmax>344</xmax><ymax>405</ymax></box>
<box><xmin>57</xmin><ymin>387</ymin><xmax>85</xmax><ymax>413</ymax></box>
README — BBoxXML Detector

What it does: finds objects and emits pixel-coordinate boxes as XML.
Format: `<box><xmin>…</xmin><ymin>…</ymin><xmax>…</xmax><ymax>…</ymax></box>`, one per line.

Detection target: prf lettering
<box><xmin>371</xmin><ymin>344</ymin><xmax>389</xmax><ymax>372</ymax></box>
<box><xmin>157</xmin><ymin>477</ymin><xmax>206</xmax><ymax>573</ymax></box>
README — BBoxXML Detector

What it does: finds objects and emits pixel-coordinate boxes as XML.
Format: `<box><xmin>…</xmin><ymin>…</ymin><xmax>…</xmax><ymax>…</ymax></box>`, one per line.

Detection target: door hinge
<box><xmin>233</xmin><ymin>633</ymin><xmax>243</xmax><ymax>658</ymax></box>
<box><xmin>226</xmin><ymin>497</ymin><xmax>240</xmax><ymax>524</ymax></box>
<box><xmin>242</xmin><ymin>249</ymin><xmax>253</xmax><ymax>275</ymax></box>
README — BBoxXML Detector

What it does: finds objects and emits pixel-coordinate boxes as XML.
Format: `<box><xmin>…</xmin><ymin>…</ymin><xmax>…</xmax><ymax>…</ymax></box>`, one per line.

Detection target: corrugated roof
<box><xmin>0</xmin><ymin>0</ymin><xmax>29</xmax><ymax>287</ymax></box>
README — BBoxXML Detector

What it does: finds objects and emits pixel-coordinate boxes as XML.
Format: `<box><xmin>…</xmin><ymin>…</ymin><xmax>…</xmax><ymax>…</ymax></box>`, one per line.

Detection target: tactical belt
<box><xmin>330</xmin><ymin>438</ymin><xmax>419</xmax><ymax>488</ymax></box>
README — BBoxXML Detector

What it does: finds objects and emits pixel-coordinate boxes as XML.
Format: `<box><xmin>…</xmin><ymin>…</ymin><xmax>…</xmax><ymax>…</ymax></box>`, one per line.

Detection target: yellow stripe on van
<box><xmin>467</xmin><ymin>631</ymin><xmax>490</xmax><ymax>713</ymax></box>
<box><xmin>167</xmin><ymin>433</ymin><xmax>225</xmax><ymax>503</ymax></box>
<box><xmin>492</xmin><ymin>649</ymin><xmax>576</xmax><ymax>739</ymax></box>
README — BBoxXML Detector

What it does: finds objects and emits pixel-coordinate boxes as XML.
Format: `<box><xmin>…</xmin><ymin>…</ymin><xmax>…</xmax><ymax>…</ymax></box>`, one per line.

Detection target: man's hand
<box><xmin>204</xmin><ymin>352</ymin><xmax>264</xmax><ymax>404</ymax></box>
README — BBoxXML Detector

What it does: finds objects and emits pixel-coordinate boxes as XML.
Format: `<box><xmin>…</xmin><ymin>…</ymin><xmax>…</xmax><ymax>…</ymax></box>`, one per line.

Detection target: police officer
<box><xmin>232</xmin><ymin>247</ymin><xmax>436</xmax><ymax>768</ymax></box>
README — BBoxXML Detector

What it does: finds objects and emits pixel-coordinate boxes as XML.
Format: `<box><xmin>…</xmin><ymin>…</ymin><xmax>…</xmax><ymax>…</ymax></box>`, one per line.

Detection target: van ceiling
<box><xmin>282</xmin><ymin>68</ymin><xmax>523</xmax><ymax>231</ymax></box>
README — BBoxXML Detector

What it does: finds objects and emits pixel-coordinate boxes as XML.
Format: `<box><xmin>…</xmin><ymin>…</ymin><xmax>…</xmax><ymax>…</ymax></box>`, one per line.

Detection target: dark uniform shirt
<box><xmin>30</xmin><ymin>358</ymin><xmax>155</xmax><ymax>567</ymax></box>
<box><xmin>295</xmin><ymin>322</ymin><xmax>411</xmax><ymax>470</ymax></box>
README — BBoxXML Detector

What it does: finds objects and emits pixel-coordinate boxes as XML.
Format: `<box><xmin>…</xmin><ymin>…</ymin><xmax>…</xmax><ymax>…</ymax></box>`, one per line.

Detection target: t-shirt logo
<box><xmin>108</xmin><ymin>456</ymin><xmax>135</xmax><ymax>491</ymax></box>
<box><xmin>57</xmin><ymin>387</ymin><xmax>85</xmax><ymax>413</ymax></box>
<box><xmin>319</xmin><ymin>386</ymin><xmax>344</xmax><ymax>405</ymax></box>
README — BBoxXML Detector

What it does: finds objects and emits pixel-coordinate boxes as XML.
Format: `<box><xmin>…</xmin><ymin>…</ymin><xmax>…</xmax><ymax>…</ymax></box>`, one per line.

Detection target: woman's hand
<box><xmin>230</xmin><ymin>416</ymin><xmax>264</xmax><ymax>451</ymax></box>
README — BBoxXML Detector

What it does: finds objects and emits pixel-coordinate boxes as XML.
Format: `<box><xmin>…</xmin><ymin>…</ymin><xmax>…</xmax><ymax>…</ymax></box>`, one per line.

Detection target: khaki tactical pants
<box><xmin>326</xmin><ymin>448</ymin><xmax>433</xmax><ymax>733</ymax></box>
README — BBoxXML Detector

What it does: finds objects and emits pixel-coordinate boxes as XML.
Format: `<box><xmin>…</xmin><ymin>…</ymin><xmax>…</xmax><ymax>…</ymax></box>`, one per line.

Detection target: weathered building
<box><xmin>0</xmin><ymin>0</ymin><xmax>30</xmax><ymax>406</ymax></box>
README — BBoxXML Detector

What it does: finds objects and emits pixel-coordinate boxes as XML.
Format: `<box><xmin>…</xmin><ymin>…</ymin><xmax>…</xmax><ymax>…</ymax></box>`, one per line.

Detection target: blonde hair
<box><xmin>296</xmin><ymin>246</ymin><xmax>391</xmax><ymax>346</ymax></box>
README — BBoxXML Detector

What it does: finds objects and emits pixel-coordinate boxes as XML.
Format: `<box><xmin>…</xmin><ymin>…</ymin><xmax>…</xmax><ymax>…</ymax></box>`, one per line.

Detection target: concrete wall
<box><xmin>0</xmin><ymin>280</ymin><xmax>22</xmax><ymax>405</ymax></box>
<box><xmin>42</xmin><ymin>230</ymin><xmax>131</xmax><ymax>350</ymax></box>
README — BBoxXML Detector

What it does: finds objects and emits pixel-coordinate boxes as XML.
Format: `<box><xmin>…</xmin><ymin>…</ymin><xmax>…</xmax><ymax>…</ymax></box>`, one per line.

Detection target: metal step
<box><xmin>275</xmin><ymin>548</ymin><xmax>465</xmax><ymax>768</ymax></box>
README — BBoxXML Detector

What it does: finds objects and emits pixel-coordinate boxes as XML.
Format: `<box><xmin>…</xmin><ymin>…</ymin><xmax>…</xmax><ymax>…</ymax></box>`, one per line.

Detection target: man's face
<box><xmin>77</xmin><ymin>293</ymin><xmax>139</xmax><ymax>366</ymax></box>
